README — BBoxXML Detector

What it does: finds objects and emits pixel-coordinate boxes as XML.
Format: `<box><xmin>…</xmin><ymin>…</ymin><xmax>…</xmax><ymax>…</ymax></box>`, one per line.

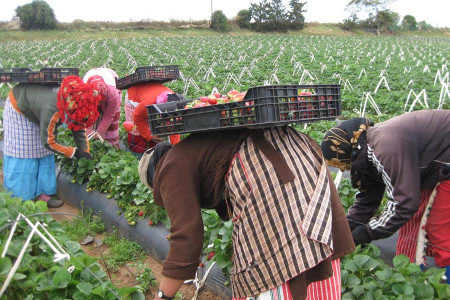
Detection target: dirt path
<box><xmin>49</xmin><ymin>201</ymin><xmax>224</xmax><ymax>300</ymax></box>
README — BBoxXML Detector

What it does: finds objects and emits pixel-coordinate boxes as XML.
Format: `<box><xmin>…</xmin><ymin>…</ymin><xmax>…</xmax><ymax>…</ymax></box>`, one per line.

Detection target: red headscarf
<box><xmin>57</xmin><ymin>76</ymin><xmax>100</xmax><ymax>131</ymax></box>
<box><xmin>87</xmin><ymin>75</ymin><xmax>107</xmax><ymax>103</ymax></box>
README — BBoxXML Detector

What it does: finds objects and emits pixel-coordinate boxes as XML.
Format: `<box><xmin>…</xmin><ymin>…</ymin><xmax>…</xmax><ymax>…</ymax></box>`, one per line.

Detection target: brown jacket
<box><xmin>347</xmin><ymin>110</ymin><xmax>450</xmax><ymax>240</ymax></box>
<box><xmin>153</xmin><ymin>128</ymin><xmax>354</xmax><ymax>299</ymax></box>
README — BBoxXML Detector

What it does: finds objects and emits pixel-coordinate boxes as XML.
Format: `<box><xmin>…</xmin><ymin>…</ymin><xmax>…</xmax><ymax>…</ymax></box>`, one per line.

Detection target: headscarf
<box><xmin>86</xmin><ymin>75</ymin><xmax>107</xmax><ymax>102</ymax></box>
<box><xmin>57</xmin><ymin>76</ymin><xmax>100</xmax><ymax>131</ymax></box>
<box><xmin>321</xmin><ymin>117</ymin><xmax>374</xmax><ymax>172</ymax></box>
<box><xmin>156</xmin><ymin>91</ymin><xmax>185</xmax><ymax>104</ymax></box>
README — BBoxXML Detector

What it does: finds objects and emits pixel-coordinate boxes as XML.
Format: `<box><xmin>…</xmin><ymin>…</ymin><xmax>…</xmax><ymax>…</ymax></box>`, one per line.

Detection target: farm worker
<box><xmin>2</xmin><ymin>76</ymin><xmax>101</xmax><ymax>208</ymax></box>
<box><xmin>83</xmin><ymin>68</ymin><xmax>122</xmax><ymax>148</ymax></box>
<box><xmin>141</xmin><ymin>127</ymin><xmax>355</xmax><ymax>300</ymax></box>
<box><xmin>320</xmin><ymin>109</ymin><xmax>450</xmax><ymax>283</ymax></box>
<box><xmin>125</xmin><ymin>82</ymin><xmax>181</xmax><ymax>156</ymax></box>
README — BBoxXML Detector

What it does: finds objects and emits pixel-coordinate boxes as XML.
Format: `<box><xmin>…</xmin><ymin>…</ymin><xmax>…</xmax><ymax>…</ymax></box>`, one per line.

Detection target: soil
<box><xmin>49</xmin><ymin>201</ymin><xmax>224</xmax><ymax>300</ymax></box>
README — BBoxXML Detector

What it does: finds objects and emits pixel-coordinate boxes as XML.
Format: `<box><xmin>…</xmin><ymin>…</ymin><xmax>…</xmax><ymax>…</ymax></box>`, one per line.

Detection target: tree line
<box><xmin>12</xmin><ymin>0</ymin><xmax>440</xmax><ymax>34</ymax></box>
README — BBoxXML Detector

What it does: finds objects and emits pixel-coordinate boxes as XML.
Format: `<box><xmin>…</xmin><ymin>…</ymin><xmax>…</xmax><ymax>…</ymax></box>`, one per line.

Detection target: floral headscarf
<box><xmin>321</xmin><ymin>117</ymin><xmax>374</xmax><ymax>172</ymax></box>
<box><xmin>86</xmin><ymin>75</ymin><xmax>107</xmax><ymax>103</ymax></box>
<box><xmin>57</xmin><ymin>76</ymin><xmax>100</xmax><ymax>131</ymax></box>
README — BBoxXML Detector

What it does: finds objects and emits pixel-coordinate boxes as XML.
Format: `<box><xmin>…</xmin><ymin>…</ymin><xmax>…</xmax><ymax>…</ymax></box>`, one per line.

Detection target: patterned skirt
<box><xmin>232</xmin><ymin>259</ymin><xmax>341</xmax><ymax>300</ymax></box>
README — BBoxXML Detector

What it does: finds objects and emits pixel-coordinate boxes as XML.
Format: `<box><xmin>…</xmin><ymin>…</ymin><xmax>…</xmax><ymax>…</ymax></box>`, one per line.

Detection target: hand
<box><xmin>74</xmin><ymin>149</ymin><xmax>93</xmax><ymax>160</ymax></box>
<box><xmin>352</xmin><ymin>225</ymin><xmax>372</xmax><ymax>247</ymax></box>
<box><xmin>151</xmin><ymin>136</ymin><xmax>162</xmax><ymax>143</ymax></box>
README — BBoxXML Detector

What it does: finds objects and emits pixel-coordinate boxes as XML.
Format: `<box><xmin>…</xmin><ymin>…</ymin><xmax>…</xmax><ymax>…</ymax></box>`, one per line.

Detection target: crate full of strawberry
<box><xmin>147</xmin><ymin>84</ymin><xmax>341</xmax><ymax>137</ymax></box>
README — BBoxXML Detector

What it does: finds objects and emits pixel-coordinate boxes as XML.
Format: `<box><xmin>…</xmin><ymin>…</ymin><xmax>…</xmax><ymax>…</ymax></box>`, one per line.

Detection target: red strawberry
<box><xmin>208</xmin><ymin>98</ymin><xmax>217</xmax><ymax>105</ymax></box>
<box><xmin>207</xmin><ymin>252</ymin><xmax>215</xmax><ymax>261</ymax></box>
<box><xmin>138</xmin><ymin>211</ymin><xmax>144</xmax><ymax>216</ymax></box>
<box><xmin>200</xmin><ymin>96</ymin><xmax>210</xmax><ymax>103</ymax></box>
<box><xmin>199</xmin><ymin>262</ymin><xmax>205</xmax><ymax>268</ymax></box>
<box><xmin>148</xmin><ymin>220</ymin><xmax>153</xmax><ymax>226</ymax></box>
<box><xmin>122</xmin><ymin>122</ymin><xmax>134</xmax><ymax>132</ymax></box>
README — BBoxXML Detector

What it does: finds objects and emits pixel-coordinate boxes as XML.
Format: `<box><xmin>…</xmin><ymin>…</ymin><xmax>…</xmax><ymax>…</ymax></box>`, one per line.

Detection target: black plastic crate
<box><xmin>41</xmin><ymin>68</ymin><xmax>79</xmax><ymax>81</ymax></box>
<box><xmin>148</xmin><ymin>84</ymin><xmax>341</xmax><ymax>137</ymax></box>
<box><xmin>0</xmin><ymin>67</ymin><xmax>78</xmax><ymax>83</ymax></box>
<box><xmin>116</xmin><ymin>65</ymin><xmax>179</xmax><ymax>89</ymax></box>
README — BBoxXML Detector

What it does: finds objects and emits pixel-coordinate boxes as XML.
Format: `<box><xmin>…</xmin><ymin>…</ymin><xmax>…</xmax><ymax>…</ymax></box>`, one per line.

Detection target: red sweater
<box><xmin>130</xmin><ymin>82</ymin><xmax>180</xmax><ymax>145</ymax></box>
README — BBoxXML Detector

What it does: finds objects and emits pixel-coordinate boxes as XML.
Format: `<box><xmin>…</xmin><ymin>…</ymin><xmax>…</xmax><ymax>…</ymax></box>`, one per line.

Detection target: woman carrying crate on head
<box><xmin>139</xmin><ymin>127</ymin><xmax>355</xmax><ymax>300</ymax></box>
<box><xmin>2</xmin><ymin>76</ymin><xmax>101</xmax><ymax>208</ymax></box>
<box><xmin>124</xmin><ymin>82</ymin><xmax>181</xmax><ymax>157</ymax></box>
<box><xmin>83</xmin><ymin>68</ymin><xmax>122</xmax><ymax>148</ymax></box>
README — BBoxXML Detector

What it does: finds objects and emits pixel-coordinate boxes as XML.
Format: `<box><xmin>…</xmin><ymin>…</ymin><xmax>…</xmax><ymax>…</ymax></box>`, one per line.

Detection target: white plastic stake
<box><xmin>358</xmin><ymin>68</ymin><xmax>366</xmax><ymax>79</ymax></box>
<box><xmin>374</xmin><ymin>76</ymin><xmax>390</xmax><ymax>94</ymax></box>
<box><xmin>334</xmin><ymin>170</ymin><xmax>343</xmax><ymax>188</ymax></box>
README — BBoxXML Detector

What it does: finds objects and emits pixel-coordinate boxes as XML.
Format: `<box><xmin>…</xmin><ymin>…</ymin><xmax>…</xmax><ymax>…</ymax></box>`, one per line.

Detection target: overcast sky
<box><xmin>1</xmin><ymin>0</ymin><xmax>449</xmax><ymax>27</ymax></box>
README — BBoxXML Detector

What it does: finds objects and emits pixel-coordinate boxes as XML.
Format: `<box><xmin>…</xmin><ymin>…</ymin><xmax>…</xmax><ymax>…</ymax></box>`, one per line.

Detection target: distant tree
<box><xmin>267</xmin><ymin>0</ymin><xmax>288</xmax><ymax>31</ymax></box>
<box><xmin>210</xmin><ymin>10</ymin><xmax>228</xmax><ymax>32</ymax></box>
<box><xmin>249</xmin><ymin>0</ymin><xmax>271</xmax><ymax>31</ymax></box>
<box><xmin>417</xmin><ymin>20</ymin><xmax>433</xmax><ymax>31</ymax></box>
<box><xmin>346</xmin><ymin>0</ymin><xmax>396</xmax><ymax>16</ymax></box>
<box><xmin>341</xmin><ymin>13</ymin><xmax>359</xmax><ymax>31</ymax></box>
<box><xmin>375</xmin><ymin>9</ymin><xmax>399</xmax><ymax>32</ymax></box>
<box><xmin>288</xmin><ymin>0</ymin><xmax>306</xmax><ymax>30</ymax></box>
<box><xmin>402</xmin><ymin>15</ymin><xmax>417</xmax><ymax>30</ymax></box>
<box><xmin>237</xmin><ymin>9</ymin><xmax>251</xmax><ymax>29</ymax></box>
<box><xmin>15</xmin><ymin>0</ymin><xmax>57</xmax><ymax>30</ymax></box>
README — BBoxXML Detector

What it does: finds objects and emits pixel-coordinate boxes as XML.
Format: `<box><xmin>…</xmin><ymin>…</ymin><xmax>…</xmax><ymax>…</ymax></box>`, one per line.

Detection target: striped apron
<box><xmin>226</xmin><ymin>127</ymin><xmax>333</xmax><ymax>298</ymax></box>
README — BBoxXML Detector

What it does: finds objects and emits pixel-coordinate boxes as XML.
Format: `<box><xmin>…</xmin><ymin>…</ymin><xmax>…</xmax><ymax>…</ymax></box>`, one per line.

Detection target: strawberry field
<box><xmin>1</xmin><ymin>34</ymin><xmax>450</xmax><ymax>299</ymax></box>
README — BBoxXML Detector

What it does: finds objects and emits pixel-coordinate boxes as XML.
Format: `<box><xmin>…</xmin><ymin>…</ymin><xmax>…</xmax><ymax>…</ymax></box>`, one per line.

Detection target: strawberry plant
<box><xmin>202</xmin><ymin>210</ymin><xmax>233</xmax><ymax>276</ymax></box>
<box><xmin>341</xmin><ymin>244</ymin><xmax>450</xmax><ymax>300</ymax></box>
<box><xmin>0</xmin><ymin>187</ymin><xmax>144</xmax><ymax>299</ymax></box>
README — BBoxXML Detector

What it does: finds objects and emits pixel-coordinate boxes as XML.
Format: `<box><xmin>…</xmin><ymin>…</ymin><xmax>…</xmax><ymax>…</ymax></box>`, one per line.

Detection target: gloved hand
<box><xmin>352</xmin><ymin>225</ymin><xmax>372</xmax><ymax>247</ymax></box>
<box><xmin>74</xmin><ymin>148</ymin><xmax>93</xmax><ymax>160</ymax></box>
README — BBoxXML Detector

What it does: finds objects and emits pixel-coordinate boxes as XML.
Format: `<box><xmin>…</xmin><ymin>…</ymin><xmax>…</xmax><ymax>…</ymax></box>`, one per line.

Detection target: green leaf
<box><xmin>344</xmin><ymin>259</ymin><xmax>359</xmax><ymax>272</ymax></box>
<box><xmin>77</xmin><ymin>282</ymin><xmax>93</xmax><ymax>295</ymax></box>
<box><xmin>72</xmin><ymin>291</ymin><xmax>88</xmax><ymax>300</ymax></box>
<box><xmin>118</xmin><ymin>286</ymin><xmax>139</xmax><ymax>298</ymax></box>
<box><xmin>414</xmin><ymin>284</ymin><xmax>435</xmax><ymax>299</ymax></box>
<box><xmin>375</xmin><ymin>268</ymin><xmax>392</xmax><ymax>281</ymax></box>
<box><xmin>405</xmin><ymin>263</ymin><xmax>421</xmax><ymax>274</ymax></box>
<box><xmin>133</xmin><ymin>197</ymin><xmax>146</xmax><ymax>205</ymax></box>
<box><xmin>13</xmin><ymin>272</ymin><xmax>27</xmax><ymax>280</ymax></box>
<box><xmin>432</xmin><ymin>282</ymin><xmax>450</xmax><ymax>299</ymax></box>
<box><xmin>352</xmin><ymin>285</ymin><xmax>365</xmax><ymax>297</ymax></box>
<box><xmin>66</xmin><ymin>241</ymin><xmax>81</xmax><ymax>254</ymax></box>
<box><xmin>91</xmin><ymin>282</ymin><xmax>107</xmax><ymax>297</ymax></box>
<box><xmin>353</xmin><ymin>254</ymin><xmax>371</xmax><ymax>269</ymax></box>
<box><xmin>402</xmin><ymin>284</ymin><xmax>414</xmax><ymax>296</ymax></box>
<box><xmin>53</xmin><ymin>268</ymin><xmax>71</xmax><ymax>288</ymax></box>
<box><xmin>393</xmin><ymin>255</ymin><xmax>410</xmax><ymax>269</ymax></box>
<box><xmin>344</xmin><ymin>274</ymin><xmax>361</xmax><ymax>289</ymax></box>
<box><xmin>0</xmin><ymin>257</ymin><xmax>12</xmax><ymax>276</ymax></box>
<box><xmin>215</xmin><ymin>253</ymin><xmax>231</xmax><ymax>269</ymax></box>
<box><xmin>131</xmin><ymin>291</ymin><xmax>145</xmax><ymax>300</ymax></box>
<box><xmin>36</xmin><ymin>279</ymin><xmax>54</xmax><ymax>292</ymax></box>
<box><xmin>391</xmin><ymin>272</ymin><xmax>405</xmax><ymax>282</ymax></box>
<box><xmin>342</xmin><ymin>292</ymin><xmax>356</xmax><ymax>300</ymax></box>
<box><xmin>35</xmin><ymin>200</ymin><xmax>49</xmax><ymax>212</ymax></box>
